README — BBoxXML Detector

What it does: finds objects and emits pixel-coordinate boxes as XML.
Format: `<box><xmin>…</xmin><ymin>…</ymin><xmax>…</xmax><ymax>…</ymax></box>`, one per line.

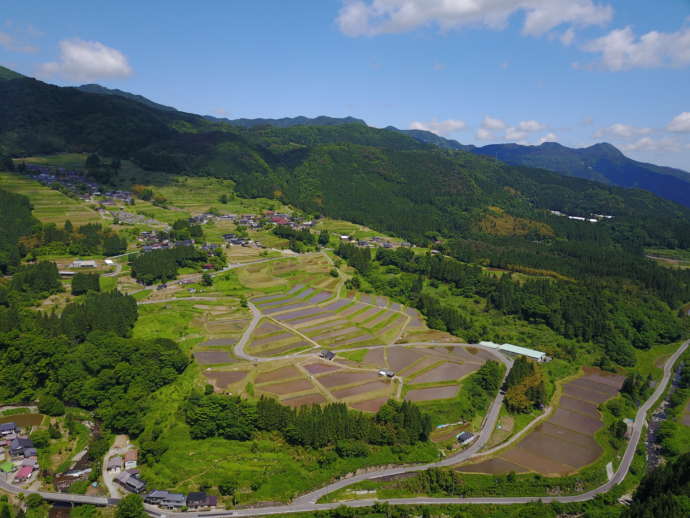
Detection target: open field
<box><xmin>456</xmin><ymin>368</ymin><xmax>625</xmax><ymax>476</ymax></box>
<box><xmin>0</xmin><ymin>171</ymin><xmax>102</xmax><ymax>226</ymax></box>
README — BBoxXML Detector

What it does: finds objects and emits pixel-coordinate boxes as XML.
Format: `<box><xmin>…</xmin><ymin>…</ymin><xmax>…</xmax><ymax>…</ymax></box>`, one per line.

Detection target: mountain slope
<box><xmin>0</xmin><ymin>65</ymin><xmax>25</xmax><ymax>81</ymax></box>
<box><xmin>77</xmin><ymin>83</ymin><xmax>178</xmax><ymax>112</ymax></box>
<box><xmin>1</xmin><ymin>68</ymin><xmax>689</xmax><ymax>252</ymax></box>
<box><xmin>205</xmin><ymin>114</ymin><xmax>367</xmax><ymax>128</ymax></box>
<box><xmin>472</xmin><ymin>141</ymin><xmax>690</xmax><ymax>209</ymax></box>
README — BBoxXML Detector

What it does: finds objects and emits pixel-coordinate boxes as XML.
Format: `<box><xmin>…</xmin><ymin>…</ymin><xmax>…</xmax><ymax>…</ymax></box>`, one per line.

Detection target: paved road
<box><xmin>160</xmin><ymin>339</ymin><xmax>687</xmax><ymax>517</ymax></box>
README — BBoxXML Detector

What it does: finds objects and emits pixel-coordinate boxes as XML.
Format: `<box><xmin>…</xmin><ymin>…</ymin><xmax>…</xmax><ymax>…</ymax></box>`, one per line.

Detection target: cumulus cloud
<box><xmin>505</xmin><ymin>128</ymin><xmax>529</xmax><ymax>141</ymax></box>
<box><xmin>538</xmin><ymin>132</ymin><xmax>558</xmax><ymax>144</ymax></box>
<box><xmin>337</xmin><ymin>0</ymin><xmax>612</xmax><ymax>37</ymax></box>
<box><xmin>409</xmin><ymin>119</ymin><xmax>466</xmax><ymax>136</ymax></box>
<box><xmin>475</xmin><ymin>128</ymin><xmax>493</xmax><ymax>140</ymax></box>
<box><xmin>517</xmin><ymin>119</ymin><xmax>546</xmax><ymax>132</ymax></box>
<box><xmin>583</xmin><ymin>25</ymin><xmax>690</xmax><ymax>70</ymax></box>
<box><xmin>667</xmin><ymin>112</ymin><xmax>690</xmax><ymax>133</ymax></box>
<box><xmin>622</xmin><ymin>136</ymin><xmax>682</xmax><ymax>152</ymax></box>
<box><xmin>481</xmin><ymin>115</ymin><xmax>507</xmax><ymax>130</ymax></box>
<box><xmin>594</xmin><ymin>122</ymin><xmax>652</xmax><ymax>138</ymax></box>
<box><xmin>39</xmin><ymin>39</ymin><xmax>132</xmax><ymax>81</ymax></box>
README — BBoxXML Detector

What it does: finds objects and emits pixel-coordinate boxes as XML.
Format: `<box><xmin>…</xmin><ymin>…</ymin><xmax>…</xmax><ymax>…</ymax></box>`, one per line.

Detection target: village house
<box><xmin>0</xmin><ymin>422</ymin><xmax>16</xmax><ymax>436</ymax></box>
<box><xmin>319</xmin><ymin>350</ymin><xmax>335</xmax><ymax>361</ymax></box>
<box><xmin>107</xmin><ymin>456</ymin><xmax>123</xmax><ymax>473</ymax></box>
<box><xmin>186</xmin><ymin>492</ymin><xmax>218</xmax><ymax>510</ymax></box>
<box><xmin>13</xmin><ymin>465</ymin><xmax>34</xmax><ymax>483</ymax></box>
<box><xmin>456</xmin><ymin>431</ymin><xmax>475</xmax><ymax>445</ymax></box>
<box><xmin>145</xmin><ymin>491</ymin><xmax>187</xmax><ymax>509</ymax></box>
<box><xmin>9</xmin><ymin>438</ymin><xmax>34</xmax><ymax>458</ymax></box>
<box><xmin>115</xmin><ymin>471</ymin><xmax>146</xmax><ymax>493</ymax></box>
<box><xmin>124</xmin><ymin>450</ymin><xmax>138</xmax><ymax>470</ymax></box>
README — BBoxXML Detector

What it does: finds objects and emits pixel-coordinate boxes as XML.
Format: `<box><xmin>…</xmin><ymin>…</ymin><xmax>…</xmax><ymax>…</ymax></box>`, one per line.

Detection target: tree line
<box><xmin>184</xmin><ymin>394</ymin><xmax>432</xmax><ymax>449</ymax></box>
<box><xmin>130</xmin><ymin>245</ymin><xmax>207</xmax><ymax>284</ymax></box>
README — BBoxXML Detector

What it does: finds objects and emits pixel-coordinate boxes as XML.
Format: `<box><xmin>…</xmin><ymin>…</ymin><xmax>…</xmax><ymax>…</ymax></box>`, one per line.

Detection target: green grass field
<box><xmin>0</xmin><ymin>171</ymin><xmax>102</xmax><ymax>226</ymax></box>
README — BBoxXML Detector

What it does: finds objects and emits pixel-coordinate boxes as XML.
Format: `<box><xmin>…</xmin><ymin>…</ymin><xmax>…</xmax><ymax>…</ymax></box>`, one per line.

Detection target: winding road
<box><xmin>3</xmin><ymin>249</ymin><xmax>687</xmax><ymax>515</ymax></box>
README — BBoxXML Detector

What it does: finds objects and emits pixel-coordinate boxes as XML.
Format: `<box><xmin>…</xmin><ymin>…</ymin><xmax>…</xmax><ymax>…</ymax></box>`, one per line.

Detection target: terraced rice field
<box><xmin>411</xmin><ymin>362</ymin><xmax>477</xmax><ymax>383</ymax></box>
<box><xmin>259</xmin><ymin>379</ymin><xmax>314</xmax><ymax>395</ymax></box>
<box><xmin>255</xmin><ymin>365</ymin><xmax>302</xmax><ymax>384</ymax></box>
<box><xmin>203</xmin><ymin>370</ymin><xmax>248</xmax><ymax>388</ymax></box>
<box><xmin>193</xmin><ymin>351</ymin><xmax>234</xmax><ymax>365</ymax></box>
<box><xmin>405</xmin><ymin>385</ymin><xmax>459</xmax><ymax>402</ymax></box>
<box><xmin>317</xmin><ymin>370</ymin><xmax>380</xmax><ymax>388</ymax></box>
<box><xmin>456</xmin><ymin>368</ymin><xmax>625</xmax><ymax>476</ymax></box>
<box><xmin>282</xmin><ymin>393</ymin><xmax>327</xmax><ymax>407</ymax></box>
<box><xmin>349</xmin><ymin>397</ymin><xmax>389</xmax><ymax>412</ymax></box>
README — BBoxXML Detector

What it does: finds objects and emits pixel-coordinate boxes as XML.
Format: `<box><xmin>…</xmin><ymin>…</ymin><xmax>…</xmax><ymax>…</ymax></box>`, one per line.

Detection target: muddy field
<box><xmin>300</xmin><ymin>319</ymin><xmax>348</xmax><ymax>333</ymax></box>
<box><xmin>259</xmin><ymin>378</ymin><xmax>314</xmax><ymax>395</ymax></box>
<box><xmin>309</xmin><ymin>292</ymin><xmax>332</xmax><ymax>304</ymax></box>
<box><xmin>405</xmin><ymin>385</ymin><xmax>458</xmax><ymax>402</ymax></box>
<box><xmin>255</xmin><ymin>365</ymin><xmax>302</xmax><ymax>384</ymax></box>
<box><xmin>332</xmin><ymin>380</ymin><xmax>391</xmax><ymax>399</ymax></box>
<box><xmin>387</xmin><ymin>347</ymin><xmax>425</xmax><ymax>371</ymax></box>
<box><xmin>313</xmin><ymin>326</ymin><xmax>362</xmax><ymax>341</ymax></box>
<box><xmin>350</xmin><ymin>307</ymin><xmax>382</xmax><ymax>323</ymax></box>
<box><xmin>304</xmin><ymin>362</ymin><xmax>341</xmax><ymax>374</ymax></box>
<box><xmin>254</xmin><ymin>320</ymin><xmax>284</xmax><ymax>335</ymax></box>
<box><xmin>457</xmin><ymin>368</ymin><xmax>624</xmax><ymax>476</ymax></box>
<box><xmin>412</xmin><ymin>362</ymin><xmax>477</xmax><ymax>383</ymax></box>
<box><xmin>0</xmin><ymin>414</ymin><xmax>43</xmax><ymax>427</ymax></box>
<box><xmin>334</xmin><ymin>335</ymin><xmax>373</xmax><ymax>346</ymax></box>
<box><xmin>203</xmin><ymin>370</ymin><xmax>248</xmax><ymax>388</ymax></box>
<box><xmin>363</xmin><ymin>348</ymin><xmax>386</xmax><ymax>367</ymax></box>
<box><xmin>349</xmin><ymin>397</ymin><xmax>389</xmax><ymax>412</ymax></box>
<box><xmin>317</xmin><ymin>370</ymin><xmax>380</xmax><ymax>388</ymax></box>
<box><xmin>282</xmin><ymin>393</ymin><xmax>327</xmax><ymax>407</ymax></box>
<box><xmin>201</xmin><ymin>338</ymin><xmax>237</xmax><ymax>347</ymax></box>
<box><xmin>193</xmin><ymin>351</ymin><xmax>233</xmax><ymax>365</ymax></box>
<box><xmin>264</xmin><ymin>302</ymin><xmax>311</xmax><ymax>315</ymax></box>
<box><xmin>255</xmin><ymin>340</ymin><xmax>311</xmax><ymax>357</ymax></box>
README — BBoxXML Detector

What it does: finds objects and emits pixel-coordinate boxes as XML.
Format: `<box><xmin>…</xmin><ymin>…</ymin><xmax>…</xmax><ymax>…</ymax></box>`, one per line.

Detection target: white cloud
<box><xmin>517</xmin><ymin>119</ymin><xmax>546</xmax><ymax>132</ymax></box>
<box><xmin>560</xmin><ymin>27</ymin><xmax>576</xmax><ymax>46</ymax></box>
<box><xmin>481</xmin><ymin>115</ymin><xmax>507</xmax><ymax>130</ymax></box>
<box><xmin>622</xmin><ymin>137</ymin><xmax>682</xmax><ymax>152</ymax></box>
<box><xmin>475</xmin><ymin>128</ymin><xmax>493</xmax><ymax>140</ymax></box>
<box><xmin>505</xmin><ymin>127</ymin><xmax>528</xmax><ymax>141</ymax></box>
<box><xmin>594</xmin><ymin>122</ymin><xmax>652</xmax><ymax>138</ymax></box>
<box><xmin>409</xmin><ymin>119</ymin><xmax>466</xmax><ymax>136</ymax></box>
<box><xmin>0</xmin><ymin>30</ymin><xmax>38</xmax><ymax>53</ymax></box>
<box><xmin>538</xmin><ymin>132</ymin><xmax>558</xmax><ymax>143</ymax></box>
<box><xmin>39</xmin><ymin>39</ymin><xmax>132</xmax><ymax>81</ymax></box>
<box><xmin>667</xmin><ymin>112</ymin><xmax>690</xmax><ymax>133</ymax></box>
<box><xmin>337</xmin><ymin>0</ymin><xmax>612</xmax><ymax>37</ymax></box>
<box><xmin>583</xmin><ymin>25</ymin><xmax>690</xmax><ymax>71</ymax></box>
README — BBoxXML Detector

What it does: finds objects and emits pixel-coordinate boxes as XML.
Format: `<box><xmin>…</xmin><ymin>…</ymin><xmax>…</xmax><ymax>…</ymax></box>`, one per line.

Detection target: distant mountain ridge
<box><xmin>204</xmin><ymin>114</ymin><xmax>367</xmax><ymax>128</ymax></box>
<box><xmin>77</xmin><ymin>84</ymin><xmax>178</xmax><ymax>112</ymax></box>
<box><xmin>5</xmin><ymin>72</ymin><xmax>689</xmax><ymax>207</ymax></box>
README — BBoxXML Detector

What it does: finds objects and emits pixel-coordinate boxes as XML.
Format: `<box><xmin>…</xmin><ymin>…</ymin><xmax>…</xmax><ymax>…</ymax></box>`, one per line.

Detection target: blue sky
<box><xmin>1</xmin><ymin>0</ymin><xmax>690</xmax><ymax>171</ymax></box>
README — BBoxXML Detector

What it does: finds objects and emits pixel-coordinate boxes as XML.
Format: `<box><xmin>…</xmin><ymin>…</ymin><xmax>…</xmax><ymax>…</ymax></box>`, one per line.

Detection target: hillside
<box><xmin>1</xmin><ymin>69</ymin><xmax>690</xmax><ymax>252</ymax></box>
<box><xmin>472</xmin><ymin>141</ymin><xmax>690</xmax><ymax>208</ymax></box>
<box><xmin>77</xmin><ymin>83</ymin><xmax>179</xmax><ymax>112</ymax></box>
<box><xmin>0</xmin><ymin>65</ymin><xmax>24</xmax><ymax>81</ymax></box>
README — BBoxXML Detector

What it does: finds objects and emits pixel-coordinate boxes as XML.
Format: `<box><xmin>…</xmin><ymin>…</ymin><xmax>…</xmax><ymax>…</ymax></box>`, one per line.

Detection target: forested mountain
<box><xmin>206</xmin><ymin>114</ymin><xmax>367</xmax><ymax>128</ymax></box>
<box><xmin>472</xmin><ymin>141</ymin><xmax>690</xmax><ymax>208</ymax></box>
<box><xmin>77</xmin><ymin>83</ymin><xmax>179</xmax><ymax>112</ymax></box>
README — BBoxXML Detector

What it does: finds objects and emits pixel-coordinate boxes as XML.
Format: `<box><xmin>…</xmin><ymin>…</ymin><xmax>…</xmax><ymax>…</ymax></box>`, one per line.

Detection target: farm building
<box><xmin>479</xmin><ymin>341</ymin><xmax>547</xmax><ymax>362</ymax></box>
<box><xmin>14</xmin><ymin>465</ymin><xmax>34</xmax><ymax>482</ymax></box>
<box><xmin>319</xmin><ymin>350</ymin><xmax>336</xmax><ymax>361</ymax></box>
<box><xmin>107</xmin><ymin>456</ymin><xmax>123</xmax><ymax>473</ymax></box>
<box><xmin>0</xmin><ymin>422</ymin><xmax>16</xmax><ymax>436</ymax></box>
<box><xmin>115</xmin><ymin>471</ymin><xmax>146</xmax><ymax>493</ymax></box>
<box><xmin>70</xmin><ymin>260</ymin><xmax>97</xmax><ymax>268</ymax></box>
<box><xmin>457</xmin><ymin>431</ymin><xmax>475</xmax><ymax>445</ymax></box>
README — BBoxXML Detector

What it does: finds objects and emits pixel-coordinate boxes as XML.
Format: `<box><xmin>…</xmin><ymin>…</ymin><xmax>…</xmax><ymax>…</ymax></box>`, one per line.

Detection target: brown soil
<box><xmin>259</xmin><ymin>378</ymin><xmax>314</xmax><ymax>395</ymax></box>
<box><xmin>318</xmin><ymin>370</ymin><xmax>380</xmax><ymax>388</ymax></box>
<box><xmin>548</xmin><ymin>408</ymin><xmax>603</xmax><ymax>435</ymax></box>
<box><xmin>281</xmin><ymin>393</ymin><xmax>327</xmax><ymax>407</ymax></box>
<box><xmin>303</xmin><ymin>362</ymin><xmax>341</xmax><ymax>374</ymax></box>
<box><xmin>405</xmin><ymin>385</ymin><xmax>458</xmax><ymax>402</ymax></box>
<box><xmin>255</xmin><ymin>365</ymin><xmax>303</xmax><ymax>384</ymax></box>
<box><xmin>412</xmin><ymin>362</ymin><xmax>478</xmax><ymax>383</ymax></box>
<box><xmin>349</xmin><ymin>397</ymin><xmax>389</xmax><ymax>412</ymax></box>
<box><xmin>193</xmin><ymin>351</ymin><xmax>233</xmax><ymax>365</ymax></box>
<box><xmin>203</xmin><ymin>370</ymin><xmax>248</xmax><ymax>388</ymax></box>
<box><xmin>387</xmin><ymin>347</ymin><xmax>425</xmax><ymax>371</ymax></box>
<box><xmin>332</xmin><ymin>380</ymin><xmax>391</xmax><ymax>399</ymax></box>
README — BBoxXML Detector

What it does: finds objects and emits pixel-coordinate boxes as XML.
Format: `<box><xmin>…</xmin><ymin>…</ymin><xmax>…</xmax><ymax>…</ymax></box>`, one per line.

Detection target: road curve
<box><xmin>171</xmin><ymin>339</ymin><xmax>689</xmax><ymax>517</ymax></box>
